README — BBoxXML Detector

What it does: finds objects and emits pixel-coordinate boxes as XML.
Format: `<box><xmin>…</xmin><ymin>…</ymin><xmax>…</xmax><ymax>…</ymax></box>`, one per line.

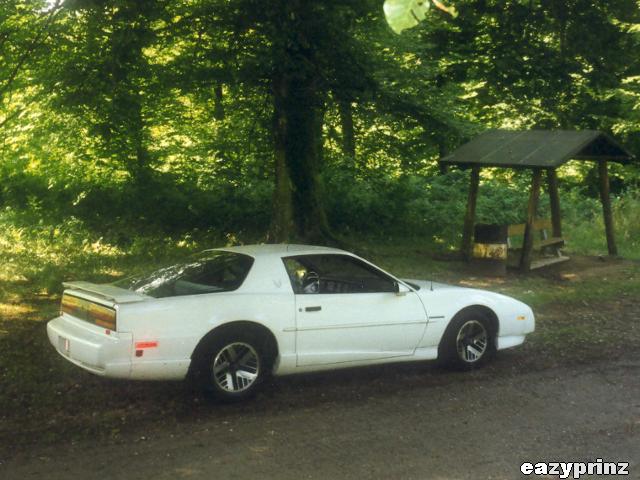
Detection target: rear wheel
<box><xmin>194</xmin><ymin>330</ymin><xmax>269</xmax><ymax>402</ymax></box>
<box><xmin>213</xmin><ymin>342</ymin><xmax>260</xmax><ymax>393</ymax></box>
<box><xmin>439</xmin><ymin>310</ymin><xmax>495</xmax><ymax>370</ymax></box>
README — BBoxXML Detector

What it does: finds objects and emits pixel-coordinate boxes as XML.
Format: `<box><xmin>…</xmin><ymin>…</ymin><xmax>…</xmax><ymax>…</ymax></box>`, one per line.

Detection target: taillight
<box><xmin>61</xmin><ymin>294</ymin><xmax>117</xmax><ymax>330</ymax></box>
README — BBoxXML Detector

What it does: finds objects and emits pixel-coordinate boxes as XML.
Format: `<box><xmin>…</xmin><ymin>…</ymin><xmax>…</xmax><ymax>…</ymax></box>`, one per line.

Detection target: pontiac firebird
<box><xmin>47</xmin><ymin>244</ymin><xmax>535</xmax><ymax>401</ymax></box>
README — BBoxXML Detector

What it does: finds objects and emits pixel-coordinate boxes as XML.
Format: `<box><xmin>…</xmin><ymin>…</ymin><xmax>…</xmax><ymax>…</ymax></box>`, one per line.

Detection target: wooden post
<box><xmin>547</xmin><ymin>168</ymin><xmax>562</xmax><ymax>238</ymax></box>
<box><xmin>520</xmin><ymin>168</ymin><xmax>543</xmax><ymax>272</ymax></box>
<box><xmin>598</xmin><ymin>160</ymin><xmax>618</xmax><ymax>256</ymax></box>
<box><xmin>461</xmin><ymin>166</ymin><xmax>481</xmax><ymax>261</ymax></box>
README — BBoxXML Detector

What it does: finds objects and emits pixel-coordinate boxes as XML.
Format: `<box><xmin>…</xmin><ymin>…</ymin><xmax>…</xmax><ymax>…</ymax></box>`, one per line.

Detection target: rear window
<box><xmin>114</xmin><ymin>251</ymin><xmax>254</xmax><ymax>298</ymax></box>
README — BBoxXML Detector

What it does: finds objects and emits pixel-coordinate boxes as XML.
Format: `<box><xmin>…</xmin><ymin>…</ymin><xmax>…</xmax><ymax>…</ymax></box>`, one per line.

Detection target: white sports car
<box><xmin>47</xmin><ymin>244</ymin><xmax>535</xmax><ymax>401</ymax></box>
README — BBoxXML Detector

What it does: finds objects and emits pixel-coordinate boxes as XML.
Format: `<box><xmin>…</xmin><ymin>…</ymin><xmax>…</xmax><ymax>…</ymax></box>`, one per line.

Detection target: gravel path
<box><xmin>3</xmin><ymin>354</ymin><xmax>639</xmax><ymax>480</ymax></box>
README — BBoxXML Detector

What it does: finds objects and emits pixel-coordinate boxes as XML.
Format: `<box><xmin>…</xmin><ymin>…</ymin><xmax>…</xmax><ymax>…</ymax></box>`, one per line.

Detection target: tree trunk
<box><xmin>461</xmin><ymin>166</ymin><xmax>481</xmax><ymax>261</ymax></box>
<box><xmin>520</xmin><ymin>168</ymin><xmax>543</xmax><ymax>272</ymax></box>
<box><xmin>282</xmin><ymin>79</ymin><xmax>332</xmax><ymax>243</ymax></box>
<box><xmin>598</xmin><ymin>160</ymin><xmax>617</xmax><ymax>256</ymax></box>
<box><xmin>269</xmin><ymin>77</ymin><xmax>294</xmax><ymax>242</ymax></box>
<box><xmin>269</xmin><ymin>0</ymin><xmax>334</xmax><ymax>244</ymax></box>
<box><xmin>338</xmin><ymin>98</ymin><xmax>356</xmax><ymax>159</ymax></box>
<box><xmin>214</xmin><ymin>83</ymin><xmax>224</xmax><ymax>121</ymax></box>
<box><xmin>547</xmin><ymin>168</ymin><xmax>562</xmax><ymax>238</ymax></box>
<box><xmin>123</xmin><ymin>91</ymin><xmax>153</xmax><ymax>193</ymax></box>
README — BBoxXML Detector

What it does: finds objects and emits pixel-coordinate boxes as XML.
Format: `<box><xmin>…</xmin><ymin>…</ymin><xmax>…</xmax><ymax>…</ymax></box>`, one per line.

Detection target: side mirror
<box><xmin>395</xmin><ymin>282</ymin><xmax>411</xmax><ymax>296</ymax></box>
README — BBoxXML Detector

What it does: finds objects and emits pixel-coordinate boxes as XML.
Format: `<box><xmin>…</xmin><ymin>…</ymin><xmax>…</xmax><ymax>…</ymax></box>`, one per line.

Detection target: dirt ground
<box><xmin>3</xmin><ymin>351</ymin><xmax>639</xmax><ymax>479</ymax></box>
<box><xmin>1</xmin><ymin>256</ymin><xmax>639</xmax><ymax>479</ymax></box>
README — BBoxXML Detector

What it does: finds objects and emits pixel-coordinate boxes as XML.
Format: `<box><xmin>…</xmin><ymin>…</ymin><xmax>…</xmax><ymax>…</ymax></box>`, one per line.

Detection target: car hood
<box><xmin>403</xmin><ymin>278</ymin><xmax>531</xmax><ymax>315</ymax></box>
<box><xmin>402</xmin><ymin>279</ymin><xmax>466</xmax><ymax>292</ymax></box>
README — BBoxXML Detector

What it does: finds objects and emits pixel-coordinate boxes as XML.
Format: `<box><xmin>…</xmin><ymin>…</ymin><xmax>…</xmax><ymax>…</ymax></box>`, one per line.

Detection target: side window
<box><xmin>282</xmin><ymin>258</ymin><xmax>310</xmax><ymax>294</ymax></box>
<box><xmin>173</xmin><ymin>254</ymin><xmax>254</xmax><ymax>296</ymax></box>
<box><xmin>282</xmin><ymin>254</ymin><xmax>397</xmax><ymax>294</ymax></box>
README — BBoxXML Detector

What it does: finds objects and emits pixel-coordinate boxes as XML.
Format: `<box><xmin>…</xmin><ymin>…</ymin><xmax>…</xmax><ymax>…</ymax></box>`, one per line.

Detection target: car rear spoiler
<box><xmin>62</xmin><ymin>281</ymin><xmax>149</xmax><ymax>304</ymax></box>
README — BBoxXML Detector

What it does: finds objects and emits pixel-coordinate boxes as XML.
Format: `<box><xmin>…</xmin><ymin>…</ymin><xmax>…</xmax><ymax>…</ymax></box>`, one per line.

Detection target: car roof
<box><xmin>207</xmin><ymin>244</ymin><xmax>349</xmax><ymax>258</ymax></box>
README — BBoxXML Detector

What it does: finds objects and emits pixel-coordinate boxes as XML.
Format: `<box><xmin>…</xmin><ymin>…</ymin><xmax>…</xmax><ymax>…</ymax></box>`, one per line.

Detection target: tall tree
<box><xmin>0</xmin><ymin>0</ymin><xmax>63</xmax><ymax>131</ymax></box>
<box><xmin>175</xmin><ymin>0</ymin><xmax>379</xmax><ymax>242</ymax></box>
<box><xmin>50</xmin><ymin>0</ymin><xmax>166</xmax><ymax>190</ymax></box>
<box><xmin>267</xmin><ymin>1</ymin><xmax>388</xmax><ymax>241</ymax></box>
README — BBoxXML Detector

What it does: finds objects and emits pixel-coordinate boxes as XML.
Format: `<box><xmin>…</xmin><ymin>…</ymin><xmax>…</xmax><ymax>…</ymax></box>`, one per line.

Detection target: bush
<box><xmin>324</xmin><ymin>167</ymin><xmax>539</xmax><ymax>249</ymax></box>
<box><xmin>562</xmin><ymin>187</ymin><xmax>640</xmax><ymax>259</ymax></box>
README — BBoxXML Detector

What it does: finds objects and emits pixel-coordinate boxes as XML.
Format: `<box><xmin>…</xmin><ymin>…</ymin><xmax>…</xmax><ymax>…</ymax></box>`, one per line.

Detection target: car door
<box><xmin>282</xmin><ymin>254</ymin><xmax>428</xmax><ymax>367</ymax></box>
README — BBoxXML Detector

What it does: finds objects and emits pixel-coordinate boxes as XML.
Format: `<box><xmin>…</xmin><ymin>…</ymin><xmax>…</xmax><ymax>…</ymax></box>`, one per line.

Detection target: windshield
<box><xmin>114</xmin><ymin>251</ymin><xmax>254</xmax><ymax>298</ymax></box>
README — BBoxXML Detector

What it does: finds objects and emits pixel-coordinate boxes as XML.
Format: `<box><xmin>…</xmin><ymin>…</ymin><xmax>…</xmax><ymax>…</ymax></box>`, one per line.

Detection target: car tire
<box><xmin>194</xmin><ymin>329</ymin><xmax>269</xmax><ymax>403</ymax></box>
<box><xmin>438</xmin><ymin>310</ymin><xmax>495</xmax><ymax>370</ymax></box>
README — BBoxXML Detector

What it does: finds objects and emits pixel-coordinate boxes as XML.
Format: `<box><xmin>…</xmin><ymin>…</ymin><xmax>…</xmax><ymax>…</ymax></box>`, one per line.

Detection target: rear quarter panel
<box><xmin>116</xmin><ymin>254</ymin><xmax>296</xmax><ymax>379</ymax></box>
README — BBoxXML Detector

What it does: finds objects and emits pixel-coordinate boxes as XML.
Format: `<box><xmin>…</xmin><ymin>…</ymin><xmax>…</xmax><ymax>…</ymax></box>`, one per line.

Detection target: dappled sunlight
<box><xmin>0</xmin><ymin>303</ymin><xmax>37</xmax><ymax>319</ymax></box>
<box><xmin>458</xmin><ymin>276</ymin><xmax>507</xmax><ymax>288</ymax></box>
<box><xmin>102</xmin><ymin>268</ymin><xmax>125</xmax><ymax>278</ymax></box>
<box><xmin>0</xmin><ymin>287</ymin><xmax>26</xmax><ymax>304</ymax></box>
<box><xmin>0</xmin><ymin>271</ymin><xmax>28</xmax><ymax>283</ymax></box>
<box><xmin>560</xmin><ymin>273</ymin><xmax>578</xmax><ymax>281</ymax></box>
<box><xmin>0</xmin><ymin>211</ymin><xmax>162</xmax><ymax>295</ymax></box>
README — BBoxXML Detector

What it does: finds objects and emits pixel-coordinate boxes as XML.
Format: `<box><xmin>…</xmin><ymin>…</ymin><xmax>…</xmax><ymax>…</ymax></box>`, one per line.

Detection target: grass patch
<box><xmin>0</xmin><ymin>214</ymin><xmax>639</xmax><ymax>453</ymax></box>
<box><xmin>561</xmin><ymin>189</ymin><xmax>640</xmax><ymax>260</ymax></box>
<box><xmin>363</xmin><ymin>241</ymin><xmax>640</xmax><ymax>307</ymax></box>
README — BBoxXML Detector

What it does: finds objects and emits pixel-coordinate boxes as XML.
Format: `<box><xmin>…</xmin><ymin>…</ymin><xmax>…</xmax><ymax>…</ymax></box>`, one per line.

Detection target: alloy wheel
<box><xmin>212</xmin><ymin>342</ymin><xmax>260</xmax><ymax>392</ymax></box>
<box><xmin>455</xmin><ymin>320</ymin><xmax>488</xmax><ymax>363</ymax></box>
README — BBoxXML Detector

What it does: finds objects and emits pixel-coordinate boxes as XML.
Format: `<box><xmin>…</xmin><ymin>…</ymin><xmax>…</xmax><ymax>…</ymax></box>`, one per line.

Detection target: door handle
<box><xmin>305</xmin><ymin>306</ymin><xmax>322</xmax><ymax>312</ymax></box>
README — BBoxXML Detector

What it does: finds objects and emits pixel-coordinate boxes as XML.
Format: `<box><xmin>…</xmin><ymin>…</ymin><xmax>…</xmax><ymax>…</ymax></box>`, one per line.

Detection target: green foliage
<box><xmin>0</xmin><ymin>204</ymin><xmax>232</xmax><ymax>297</ymax></box>
<box><xmin>324</xmin><ymin>167</ymin><xmax>536</xmax><ymax>246</ymax></box>
<box><xmin>562</xmin><ymin>188</ymin><xmax>640</xmax><ymax>259</ymax></box>
<box><xmin>0</xmin><ymin>0</ymin><xmax>638</xmax><ymax>259</ymax></box>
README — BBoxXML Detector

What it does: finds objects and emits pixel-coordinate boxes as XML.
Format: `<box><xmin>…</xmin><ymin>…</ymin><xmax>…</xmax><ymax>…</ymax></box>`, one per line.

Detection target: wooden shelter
<box><xmin>440</xmin><ymin>130</ymin><xmax>635</xmax><ymax>272</ymax></box>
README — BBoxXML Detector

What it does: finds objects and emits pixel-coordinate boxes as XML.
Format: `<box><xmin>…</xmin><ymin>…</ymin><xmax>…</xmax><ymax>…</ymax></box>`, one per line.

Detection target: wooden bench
<box><xmin>507</xmin><ymin>219</ymin><xmax>569</xmax><ymax>270</ymax></box>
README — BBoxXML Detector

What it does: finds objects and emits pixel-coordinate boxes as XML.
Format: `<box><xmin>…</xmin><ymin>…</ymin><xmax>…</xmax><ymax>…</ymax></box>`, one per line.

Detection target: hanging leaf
<box><xmin>383</xmin><ymin>0</ymin><xmax>457</xmax><ymax>35</ymax></box>
<box><xmin>383</xmin><ymin>0</ymin><xmax>431</xmax><ymax>34</ymax></box>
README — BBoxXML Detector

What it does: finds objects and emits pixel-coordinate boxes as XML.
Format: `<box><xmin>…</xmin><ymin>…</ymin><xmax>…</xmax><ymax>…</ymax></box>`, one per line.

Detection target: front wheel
<box><xmin>195</xmin><ymin>331</ymin><xmax>267</xmax><ymax>402</ymax></box>
<box><xmin>439</xmin><ymin>311</ymin><xmax>495</xmax><ymax>370</ymax></box>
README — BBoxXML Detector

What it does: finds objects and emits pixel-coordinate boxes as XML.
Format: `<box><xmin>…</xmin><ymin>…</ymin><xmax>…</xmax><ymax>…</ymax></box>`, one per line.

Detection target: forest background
<box><xmin>1</xmin><ymin>0</ymin><xmax>639</xmax><ymax>291</ymax></box>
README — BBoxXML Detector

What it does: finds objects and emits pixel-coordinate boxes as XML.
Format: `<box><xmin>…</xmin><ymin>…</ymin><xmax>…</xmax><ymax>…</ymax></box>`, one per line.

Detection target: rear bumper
<box><xmin>47</xmin><ymin>315</ymin><xmax>133</xmax><ymax>378</ymax></box>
